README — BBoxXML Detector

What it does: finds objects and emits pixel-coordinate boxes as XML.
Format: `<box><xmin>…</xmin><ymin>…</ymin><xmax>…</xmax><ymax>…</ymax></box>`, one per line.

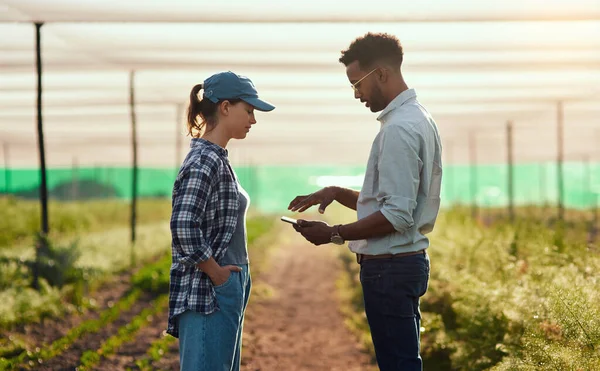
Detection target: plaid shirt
<box><xmin>167</xmin><ymin>138</ymin><xmax>239</xmax><ymax>338</ymax></box>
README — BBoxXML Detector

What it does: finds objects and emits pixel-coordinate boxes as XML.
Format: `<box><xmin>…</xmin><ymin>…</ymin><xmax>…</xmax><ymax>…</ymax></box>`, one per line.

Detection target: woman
<box><xmin>168</xmin><ymin>71</ymin><xmax>275</xmax><ymax>371</ymax></box>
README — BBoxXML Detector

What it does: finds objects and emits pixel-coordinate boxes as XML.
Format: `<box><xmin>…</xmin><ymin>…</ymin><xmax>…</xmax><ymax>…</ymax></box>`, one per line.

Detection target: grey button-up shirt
<box><xmin>348</xmin><ymin>88</ymin><xmax>443</xmax><ymax>255</ymax></box>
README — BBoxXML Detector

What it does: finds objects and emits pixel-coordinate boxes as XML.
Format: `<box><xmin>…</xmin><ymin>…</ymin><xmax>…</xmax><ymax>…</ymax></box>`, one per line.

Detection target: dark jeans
<box><xmin>360</xmin><ymin>251</ymin><xmax>430</xmax><ymax>371</ymax></box>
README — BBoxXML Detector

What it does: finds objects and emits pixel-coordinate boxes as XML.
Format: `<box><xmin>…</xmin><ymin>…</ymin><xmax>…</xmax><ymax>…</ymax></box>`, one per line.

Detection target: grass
<box><xmin>335</xmin><ymin>206</ymin><xmax>600</xmax><ymax>370</ymax></box>
<box><xmin>0</xmin><ymin>196</ymin><xmax>171</xmax><ymax>248</ymax></box>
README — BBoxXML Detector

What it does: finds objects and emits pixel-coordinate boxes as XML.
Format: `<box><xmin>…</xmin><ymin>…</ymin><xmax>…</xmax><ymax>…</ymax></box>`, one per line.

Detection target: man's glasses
<box><xmin>351</xmin><ymin>68</ymin><xmax>378</xmax><ymax>93</ymax></box>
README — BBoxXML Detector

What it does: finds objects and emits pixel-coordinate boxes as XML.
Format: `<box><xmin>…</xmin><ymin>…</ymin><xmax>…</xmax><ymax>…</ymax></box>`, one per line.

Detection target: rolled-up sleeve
<box><xmin>170</xmin><ymin>162</ymin><xmax>218</xmax><ymax>267</ymax></box>
<box><xmin>376</xmin><ymin>124</ymin><xmax>422</xmax><ymax>233</ymax></box>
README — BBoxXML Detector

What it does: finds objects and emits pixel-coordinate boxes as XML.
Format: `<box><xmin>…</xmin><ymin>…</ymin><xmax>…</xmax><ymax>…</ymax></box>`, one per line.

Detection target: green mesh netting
<box><xmin>1</xmin><ymin>163</ymin><xmax>598</xmax><ymax>212</ymax></box>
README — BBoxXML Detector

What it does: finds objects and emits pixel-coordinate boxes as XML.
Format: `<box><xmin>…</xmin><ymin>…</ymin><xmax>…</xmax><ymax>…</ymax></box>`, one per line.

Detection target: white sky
<box><xmin>0</xmin><ymin>0</ymin><xmax>599</xmax><ymax>167</ymax></box>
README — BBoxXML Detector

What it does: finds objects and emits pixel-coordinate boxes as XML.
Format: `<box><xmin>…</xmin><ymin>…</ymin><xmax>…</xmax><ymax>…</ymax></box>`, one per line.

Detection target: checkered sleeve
<box><xmin>170</xmin><ymin>158</ymin><xmax>219</xmax><ymax>267</ymax></box>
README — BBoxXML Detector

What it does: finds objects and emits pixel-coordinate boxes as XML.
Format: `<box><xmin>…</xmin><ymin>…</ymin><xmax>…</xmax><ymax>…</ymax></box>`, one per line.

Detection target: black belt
<box><xmin>356</xmin><ymin>249</ymin><xmax>426</xmax><ymax>264</ymax></box>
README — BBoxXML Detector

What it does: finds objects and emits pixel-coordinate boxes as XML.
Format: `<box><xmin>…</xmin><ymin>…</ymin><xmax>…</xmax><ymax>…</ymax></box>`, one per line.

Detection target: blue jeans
<box><xmin>360</xmin><ymin>252</ymin><xmax>430</xmax><ymax>371</ymax></box>
<box><xmin>178</xmin><ymin>264</ymin><xmax>251</xmax><ymax>371</ymax></box>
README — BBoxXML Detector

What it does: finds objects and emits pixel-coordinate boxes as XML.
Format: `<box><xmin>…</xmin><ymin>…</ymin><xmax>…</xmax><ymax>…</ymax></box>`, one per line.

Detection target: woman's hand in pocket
<box><xmin>196</xmin><ymin>257</ymin><xmax>242</xmax><ymax>286</ymax></box>
<box><xmin>209</xmin><ymin>265</ymin><xmax>242</xmax><ymax>286</ymax></box>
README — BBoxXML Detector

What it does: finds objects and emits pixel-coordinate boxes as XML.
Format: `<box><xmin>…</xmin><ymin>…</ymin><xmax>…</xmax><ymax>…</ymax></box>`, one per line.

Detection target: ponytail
<box><xmin>187</xmin><ymin>84</ymin><xmax>205</xmax><ymax>138</ymax></box>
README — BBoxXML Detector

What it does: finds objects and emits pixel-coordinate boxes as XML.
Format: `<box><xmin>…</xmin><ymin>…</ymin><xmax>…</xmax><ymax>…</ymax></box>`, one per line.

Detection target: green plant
<box><xmin>25</xmin><ymin>237</ymin><xmax>96</xmax><ymax>289</ymax></box>
<box><xmin>131</xmin><ymin>254</ymin><xmax>171</xmax><ymax>295</ymax></box>
<box><xmin>334</xmin><ymin>206</ymin><xmax>600</xmax><ymax>370</ymax></box>
<box><xmin>77</xmin><ymin>295</ymin><xmax>169</xmax><ymax>371</ymax></box>
<box><xmin>0</xmin><ymin>290</ymin><xmax>142</xmax><ymax>370</ymax></box>
<box><xmin>133</xmin><ymin>331</ymin><xmax>177</xmax><ymax>371</ymax></box>
<box><xmin>0</xmin><ymin>336</ymin><xmax>27</xmax><ymax>360</ymax></box>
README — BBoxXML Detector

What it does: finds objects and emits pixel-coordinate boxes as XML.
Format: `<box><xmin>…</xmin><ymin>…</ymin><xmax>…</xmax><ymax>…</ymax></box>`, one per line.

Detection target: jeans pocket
<box><xmin>360</xmin><ymin>262</ymin><xmax>385</xmax><ymax>284</ymax></box>
<box><xmin>213</xmin><ymin>272</ymin><xmax>236</xmax><ymax>290</ymax></box>
<box><xmin>360</xmin><ymin>271</ymin><xmax>383</xmax><ymax>283</ymax></box>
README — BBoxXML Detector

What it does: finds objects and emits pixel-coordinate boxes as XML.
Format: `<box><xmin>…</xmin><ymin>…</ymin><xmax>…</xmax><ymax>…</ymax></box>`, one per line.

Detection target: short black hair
<box><xmin>339</xmin><ymin>32</ymin><xmax>404</xmax><ymax>70</ymax></box>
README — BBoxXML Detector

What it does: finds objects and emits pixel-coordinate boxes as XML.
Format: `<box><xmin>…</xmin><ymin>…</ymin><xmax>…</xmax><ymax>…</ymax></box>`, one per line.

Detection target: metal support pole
<box><xmin>130</xmin><ymin>71</ymin><xmax>138</xmax><ymax>248</ymax></box>
<box><xmin>33</xmin><ymin>22</ymin><xmax>47</xmax><ymax>290</ymax></box>
<box><xmin>507</xmin><ymin>121</ymin><xmax>515</xmax><ymax>222</ymax></box>
<box><xmin>557</xmin><ymin>101</ymin><xmax>564</xmax><ymax>222</ymax></box>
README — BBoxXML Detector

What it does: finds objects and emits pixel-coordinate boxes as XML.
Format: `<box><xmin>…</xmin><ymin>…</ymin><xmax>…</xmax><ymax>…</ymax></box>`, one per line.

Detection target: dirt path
<box><xmin>240</xmin><ymin>236</ymin><xmax>375</xmax><ymax>371</ymax></box>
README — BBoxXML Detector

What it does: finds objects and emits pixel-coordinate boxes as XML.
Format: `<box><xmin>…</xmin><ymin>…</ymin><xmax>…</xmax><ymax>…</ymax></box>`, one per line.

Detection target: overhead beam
<box><xmin>3</xmin><ymin>16</ymin><xmax>600</xmax><ymax>24</ymax></box>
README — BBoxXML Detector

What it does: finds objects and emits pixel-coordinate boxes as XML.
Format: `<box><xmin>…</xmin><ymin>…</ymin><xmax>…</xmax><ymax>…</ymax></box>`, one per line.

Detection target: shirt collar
<box><xmin>190</xmin><ymin>137</ymin><xmax>228</xmax><ymax>157</ymax></box>
<box><xmin>377</xmin><ymin>88</ymin><xmax>417</xmax><ymax>123</ymax></box>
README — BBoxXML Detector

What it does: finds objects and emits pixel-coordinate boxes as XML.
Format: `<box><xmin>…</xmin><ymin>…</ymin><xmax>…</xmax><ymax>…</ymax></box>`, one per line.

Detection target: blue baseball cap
<box><xmin>203</xmin><ymin>71</ymin><xmax>275</xmax><ymax>112</ymax></box>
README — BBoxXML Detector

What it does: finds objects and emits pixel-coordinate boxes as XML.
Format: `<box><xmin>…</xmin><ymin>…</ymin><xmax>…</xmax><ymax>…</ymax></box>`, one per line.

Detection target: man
<box><xmin>288</xmin><ymin>33</ymin><xmax>442</xmax><ymax>370</ymax></box>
